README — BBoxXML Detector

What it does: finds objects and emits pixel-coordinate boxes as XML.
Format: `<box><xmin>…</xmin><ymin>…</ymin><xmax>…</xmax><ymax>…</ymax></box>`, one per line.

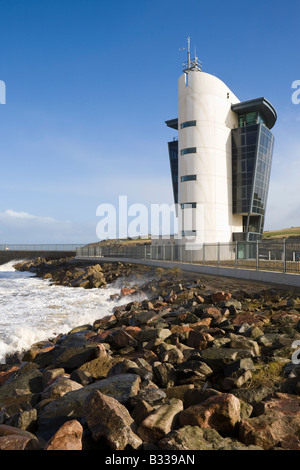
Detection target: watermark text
<box><xmin>291</xmin><ymin>80</ymin><xmax>300</xmax><ymax>105</ymax></box>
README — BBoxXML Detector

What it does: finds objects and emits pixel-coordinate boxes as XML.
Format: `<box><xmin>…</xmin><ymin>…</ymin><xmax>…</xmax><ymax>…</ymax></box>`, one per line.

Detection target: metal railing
<box><xmin>76</xmin><ymin>239</ymin><xmax>300</xmax><ymax>275</ymax></box>
<box><xmin>0</xmin><ymin>244</ymin><xmax>84</xmax><ymax>252</ymax></box>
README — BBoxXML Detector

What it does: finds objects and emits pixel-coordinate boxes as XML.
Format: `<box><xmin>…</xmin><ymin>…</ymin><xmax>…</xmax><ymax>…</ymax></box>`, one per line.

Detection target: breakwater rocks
<box><xmin>1</xmin><ymin>259</ymin><xmax>300</xmax><ymax>450</ymax></box>
<box><xmin>13</xmin><ymin>257</ymin><xmax>153</xmax><ymax>289</ymax></box>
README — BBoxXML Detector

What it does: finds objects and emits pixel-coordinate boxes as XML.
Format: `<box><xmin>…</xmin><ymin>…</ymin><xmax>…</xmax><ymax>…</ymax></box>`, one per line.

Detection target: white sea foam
<box><xmin>0</xmin><ymin>261</ymin><xmax>145</xmax><ymax>363</ymax></box>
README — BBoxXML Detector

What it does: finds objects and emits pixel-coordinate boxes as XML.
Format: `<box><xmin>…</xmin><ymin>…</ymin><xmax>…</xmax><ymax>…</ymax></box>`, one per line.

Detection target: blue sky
<box><xmin>0</xmin><ymin>0</ymin><xmax>299</xmax><ymax>243</ymax></box>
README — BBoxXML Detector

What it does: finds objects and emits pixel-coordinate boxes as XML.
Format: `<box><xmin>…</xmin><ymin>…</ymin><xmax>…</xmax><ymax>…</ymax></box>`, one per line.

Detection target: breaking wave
<box><xmin>0</xmin><ymin>261</ymin><xmax>145</xmax><ymax>363</ymax></box>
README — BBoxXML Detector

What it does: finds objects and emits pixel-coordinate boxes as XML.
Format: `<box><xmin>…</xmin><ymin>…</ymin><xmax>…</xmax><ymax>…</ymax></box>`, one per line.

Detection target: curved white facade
<box><xmin>178</xmin><ymin>71</ymin><xmax>244</xmax><ymax>244</ymax></box>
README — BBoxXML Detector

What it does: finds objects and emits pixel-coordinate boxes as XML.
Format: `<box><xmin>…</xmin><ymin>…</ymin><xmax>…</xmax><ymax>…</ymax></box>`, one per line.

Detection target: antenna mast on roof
<box><xmin>180</xmin><ymin>37</ymin><xmax>202</xmax><ymax>74</ymax></box>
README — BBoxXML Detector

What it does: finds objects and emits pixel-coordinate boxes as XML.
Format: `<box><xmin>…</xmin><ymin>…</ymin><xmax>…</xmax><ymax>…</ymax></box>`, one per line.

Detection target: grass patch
<box><xmin>246</xmin><ymin>361</ymin><xmax>285</xmax><ymax>388</ymax></box>
<box><xmin>263</xmin><ymin>227</ymin><xmax>300</xmax><ymax>239</ymax></box>
<box><xmin>168</xmin><ymin>267</ymin><xmax>182</xmax><ymax>276</ymax></box>
<box><xmin>155</xmin><ymin>267</ymin><xmax>166</xmax><ymax>276</ymax></box>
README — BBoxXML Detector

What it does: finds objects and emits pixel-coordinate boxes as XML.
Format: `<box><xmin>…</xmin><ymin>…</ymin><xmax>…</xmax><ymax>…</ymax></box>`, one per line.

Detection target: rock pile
<box><xmin>1</xmin><ymin>260</ymin><xmax>300</xmax><ymax>450</ymax></box>
<box><xmin>13</xmin><ymin>258</ymin><xmax>152</xmax><ymax>289</ymax></box>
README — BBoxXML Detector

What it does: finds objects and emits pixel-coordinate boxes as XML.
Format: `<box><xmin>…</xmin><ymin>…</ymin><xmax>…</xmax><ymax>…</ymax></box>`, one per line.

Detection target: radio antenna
<box><xmin>180</xmin><ymin>37</ymin><xmax>202</xmax><ymax>74</ymax></box>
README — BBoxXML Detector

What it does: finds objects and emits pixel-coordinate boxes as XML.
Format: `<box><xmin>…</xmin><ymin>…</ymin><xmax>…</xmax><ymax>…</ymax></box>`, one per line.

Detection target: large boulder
<box><xmin>77</xmin><ymin>355</ymin><xmax>122</xmax><ymax>380</ymax></box>
<box><xmin>197</xmin><ymin>348</ymin><xmax>255</xmax><ymax>373</ymax></box>
<box><xmin>41</xmin><ymin>376</ymin><xmax>82</xmax><ymax>401</ymax></box>
<box><xmin>158</xmin><ymin>425</ymin><xmax>262</xmax><ymax>451</ymax></box>
<box><xmin>179</xmin><ymin>393</ymin><xmax>241</xmax><ymax>433</ymax></box>
<box><xmin>137</xmin><ymin>399</ymin><xmax>183</xmax><ymax>442</ymax></box>
<box><xmin>0</xmin><ymin>424</ymin><xmax>41</xmax><ymax>450</ymax></box>
<box><xmin>44</xmin><ymin>419</ymin><xmax>83</xmax><ymax>450</ymax></box>
<box><xmin>0</xmin><ymin>365</ymin><xmax>43</xmax><ymax>399</ymax></box>
<box><xmin>85</xmin><ymin>390</ymin><xmax>142</xmax><ymax>450</ymax></box>
<box><xmin>54</xmin><ymin>344</ymin><xmax>98</xmax><ymax>370</ymax></box>
<box><xmin>239</xmin><ymin>393</ymin><xmax>300</xmax><ymax>450</ymax></box>
<box><xmin>37</xmin><ymin>374</ymin><xmax>141</xmax><ymax>440</ymax></box>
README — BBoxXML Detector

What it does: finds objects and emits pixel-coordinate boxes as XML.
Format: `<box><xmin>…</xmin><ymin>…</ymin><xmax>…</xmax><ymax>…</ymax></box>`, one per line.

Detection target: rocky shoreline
<box><xmin>0</xmin><ymin>257</ymin><xmax>300</xmax><ymax>450</ymax></box>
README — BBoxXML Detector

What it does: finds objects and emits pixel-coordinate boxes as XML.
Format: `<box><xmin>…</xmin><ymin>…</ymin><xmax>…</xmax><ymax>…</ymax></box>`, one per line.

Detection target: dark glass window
<box><xmin>181</xmin><ymin>120</ymin><xmax>196</xmax><ymax>129</ymax></box>
<box><xmin>232</xmin><ymin>123</ymin><xmax>274</xmax><ymax>241</ymax></box>
<box><xmin>168</xmin><ymin>140</ymin><xmax>178</xmax><ymax>205</ymax></box>
<box><xmin>239</xmin><ymin>112</ymin><xmax>258</xmax><ymax>127</ymax></box>
<box><xmin>181</xmin><ymin>175</ymin><xmax>197</xmax><ymax>182</ymax></box>
<box><xmin>181</xmin><ymin>147</ymin><xmax>197</xmax><ymax>155</ymax></box>
<box><xmin>181</xmin><ymin>203</ymin><xmax>197</xmax><ymax>209</ymax></box>
<box><xmin>246</xmin><ymin>132</ymin><xmax>257</xmax><ymax>146</ymax></box>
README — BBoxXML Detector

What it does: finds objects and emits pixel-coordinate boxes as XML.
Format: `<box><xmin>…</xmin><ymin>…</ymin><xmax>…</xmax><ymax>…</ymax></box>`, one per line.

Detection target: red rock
<box><xmin>0</xmin><ymin>424</ymin><xmax>41</xmax><ymax>449</ymax></box>
<box><xmin>201</xmin><ymin>307</ymin><xmax>222</xmax><ymax>321</ymax></box>
<box><xmin>131</xmin><ymin>400</ymin><xmax>154</xmax><ymax>427</ymax></box>
<box><xmin>153</xmin><ymin>300</ymin><xmax>168</xmax><ymax>308</ymax></box>
<box><xmin>93</xmin><ymin>314</ymin><xmax>117</xmax><ymax>330</ymax></box>
<box><xmin>84</xmin><ymin>330</ymin><xmax>97</xmax><ymax>340</ymax></box>
<box><xmin>231</xmin><ymin>312</ymin><xmax>268</xmax><ymax>326</ymax></box>
<box><xmin>0</xmin><ymin>435</ymin><xmax>41</xmax><ymax>450</ymax></box>
<box><xmin>45</xmin><ymin>419</ymin><xmax>83</xmax><ymax>450</ymax></box>
<box><xmin>142</xmin><ymin>300</ymin><xmax>154</xmax><ymax>310</ymax></box>
<box><xmin>109</xmin><ymin>329</ymin><xmax>139</xmax><ymax>349</ymax></box>
<box><xmin>179</xmin><ymin>393</ymin><xmax>241</xmax><ymax>433</ymax></box>
<box><xmin>95</xmin><ymin>343</ymin><xmax>108</xmax><ymax>357</ymax></box>
<box><xmin>277</xmin><ymin>435</ymin><xmax>300</xmax><ymax>450</ymax></box>
<box><xmin>0</xmin><ymin>366</ymin><xmax>19</xmax><ymax>386</ymax></box>
<box><xmin>177</xmin><ymin>313</ymin><xmax>192</xmax><ymax>322</ymax></box>
<box><xmin>211</xmin><ymin>292</ymin><xmax>232</xmax><ymax>303</ymax></box>
<box><xmin>85</xmin><ymin>390</ymin><xmax>142</xmax><ymax>450</ymax></box>
<box><xmin>120</xmin><ymin>288</ymin><xmax>136</xmax><ymax>297</ymax></box>
<box><xmin>170</xmin><ymin>325</ymin><xmax>193</xmax><ymax>334</ymax></box>
<box><xmin>191</xmin><ymin>318</ymin><xmax>212</xmax><ymax>330</ymax></box>
<box><xmin>0</xmin><ymin>424</ymin><xmax>38</xmax><ymax>440</ymax></box>
<box><xmin>46</xmin><ymin>373</ymin><xmax>70</xmax><ymax>388</ymax></box>
<box><xmin>186</xmin><ymin>330</ymin><xmax>214</xmax><ymax>349</ymax></box>
<box><xmin>239</xmin><ymin>393</ymin><xmax>300</xmax><ymax>450</ymax></box>
<box><xmin>41</xmin><ymin>376</ymin><xmax>82</xmax><ymax>400</ymax></box>
<box><xmin>137</xmin><ymin>399</ymin><xmax>184</xmax><ymax>442</ymax></box>
<box><xmin>271</xmin><ymin>311</ymin><xmax>300</xmax><ymax>327</ymax></box>
<box><xmin>140</xmin><ymin>349</ymin><xmax>158</xmax><ymax>364</ymax></box>
<box><xmin>124</xmin><ymin>326</ymin><xmax>142</xmax><ymax>339</ymax></box>
<box><xmin>112</xmin><ymin>305</ymin><xmax>126</xmax><ymax>315</ymax></box>
<box><xmin>90</xmin><ymin>329</ymin><xmax>117</xmax><ymax>342</ymax></box>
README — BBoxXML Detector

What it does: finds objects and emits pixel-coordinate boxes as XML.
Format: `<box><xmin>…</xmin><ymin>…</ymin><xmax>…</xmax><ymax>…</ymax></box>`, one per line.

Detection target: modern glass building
<box><xmin>166</xmin><ymin>58</ymin><xmax>276</xmax><ymax>247</ymax></box>
<box><xmin>231</xmin><ymin>98</ymin><xmax>276</xmax><ymax>243</ymax></box>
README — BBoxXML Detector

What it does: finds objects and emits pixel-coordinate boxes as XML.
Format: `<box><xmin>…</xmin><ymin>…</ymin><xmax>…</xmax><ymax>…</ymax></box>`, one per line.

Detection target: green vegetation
<box><xmin>168</xmin><ymin>266</ymin><xmax>182</xmax><ymax>276</ymax></box>
<box><xmin>87</xmin><ymin>237</ymin><xmax>151</xmax><ymax>247</ymax></box>
<box><xmin>247</xmin><ymin>361</ymin><xmax>285</xmax><ymax>388</ymax></box>
<box><xmin>263</xmin><ymin>227</ymin><xmax>300</xmax><ymax>240</ymax></box>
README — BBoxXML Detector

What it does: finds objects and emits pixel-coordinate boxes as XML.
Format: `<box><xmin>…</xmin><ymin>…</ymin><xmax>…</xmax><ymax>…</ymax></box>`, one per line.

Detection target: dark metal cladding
<box><xmin>232</xmin><ymin>98</ymin><xmax>277</xmax><ymax>130</ymax></box>
<box><xmin>167</xmin><ymin>139</ymin><xmax>178</xmax><ymax>204</ymax></box>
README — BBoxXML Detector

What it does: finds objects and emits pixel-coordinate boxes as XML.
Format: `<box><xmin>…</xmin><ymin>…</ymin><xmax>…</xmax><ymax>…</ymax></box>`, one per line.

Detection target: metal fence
<box><xmin>0</xmin><ymin>244</ymin><xmax>84</xmax><ymax>252</ymax></box>
<box><xmin>76</xmin><ymin>239</ymin><xmax>300</xmax><ymax>275</ymax></box>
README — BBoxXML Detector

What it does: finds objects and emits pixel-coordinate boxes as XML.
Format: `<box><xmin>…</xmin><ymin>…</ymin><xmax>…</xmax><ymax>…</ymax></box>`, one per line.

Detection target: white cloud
<box><xmin>0</xmin><ymin>209</ymin><xmax>96</xmax><ymax>244</ymax></box>
<box><xmin>3</xmin><ymin>209</ymin><xmax>56</xmax><ymax>222</ymax></box>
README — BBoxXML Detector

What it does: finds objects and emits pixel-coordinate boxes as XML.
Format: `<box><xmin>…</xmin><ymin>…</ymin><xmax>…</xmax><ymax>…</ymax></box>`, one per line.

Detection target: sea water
<box><xmin>0</xmin><ymin>261</ymin><xmax>144</xmax><ymax>363</ymax></box>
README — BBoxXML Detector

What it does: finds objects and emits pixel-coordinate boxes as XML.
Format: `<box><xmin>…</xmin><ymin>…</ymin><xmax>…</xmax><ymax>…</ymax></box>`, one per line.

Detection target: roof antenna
<box><xmin>180</xmin><ymin>37</ymin><xmax>202</xmax><ymax>74</ymax></box>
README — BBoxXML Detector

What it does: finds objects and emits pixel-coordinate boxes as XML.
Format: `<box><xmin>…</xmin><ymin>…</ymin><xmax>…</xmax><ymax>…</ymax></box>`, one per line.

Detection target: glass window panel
<box><xmin>181</xmin><ymin>203</ymin><xmax>197</xmax><ymax>209</ymax></box>
<box><xmin>181</xmin><ymin>120</ymin><xmax>197</xmax><ymax>129</ymax></box>
<box><xmin>181</xmin><ymin>147</ymin><xmax>197</xmax><ymax>155</ymax></box>
<box><xmin>247</xmin><ymin>132</ymin><xmax>257</xmax><ymax>146</ymax></box>
<box><xmin>181</xmin><ymin>175</ymin><xmax>197</xmax><ymax>182</ymax></box>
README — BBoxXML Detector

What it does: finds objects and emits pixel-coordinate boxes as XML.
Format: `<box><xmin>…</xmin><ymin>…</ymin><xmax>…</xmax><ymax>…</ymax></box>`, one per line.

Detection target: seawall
<box><xmin>0</xmin><ymin>251</ymin><xmax>76</xmax><ymax>266</ymax></box>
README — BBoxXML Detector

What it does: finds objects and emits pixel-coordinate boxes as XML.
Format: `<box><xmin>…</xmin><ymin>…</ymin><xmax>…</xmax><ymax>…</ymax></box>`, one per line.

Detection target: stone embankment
<box><xmin>0</xmin><ymin>257</ymin><xmax>300</xmax><ymax>450</ymax></box>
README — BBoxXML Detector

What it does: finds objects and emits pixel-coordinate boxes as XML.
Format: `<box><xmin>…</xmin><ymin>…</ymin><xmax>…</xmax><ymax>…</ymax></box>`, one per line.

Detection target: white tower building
<box><xmin>166</xmin><ymin>38</ymin><xmax>276</xmax><ymax>255</ymax></box>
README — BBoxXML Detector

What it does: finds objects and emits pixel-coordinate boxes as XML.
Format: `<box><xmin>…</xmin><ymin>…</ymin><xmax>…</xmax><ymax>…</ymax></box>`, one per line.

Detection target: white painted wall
<box><xmin>178</xmin><ymin>71</ymin><xmax>244</xmax><ymax>244</ymax></box>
